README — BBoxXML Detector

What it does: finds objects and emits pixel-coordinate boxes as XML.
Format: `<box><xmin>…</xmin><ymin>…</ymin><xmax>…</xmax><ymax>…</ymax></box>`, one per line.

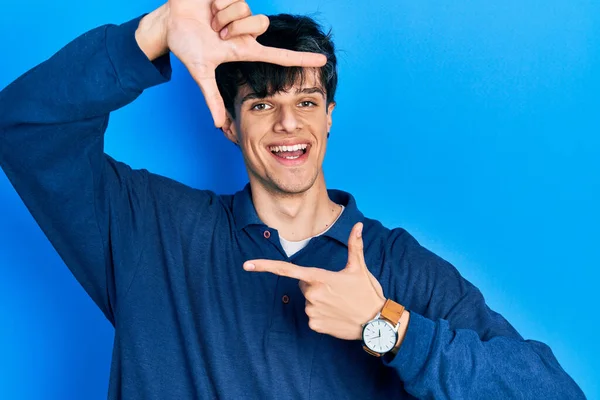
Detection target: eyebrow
<box><xmin>240</xmin><ymin>87</ymin><xmax>326</xmax><ymax>105</ymax></box>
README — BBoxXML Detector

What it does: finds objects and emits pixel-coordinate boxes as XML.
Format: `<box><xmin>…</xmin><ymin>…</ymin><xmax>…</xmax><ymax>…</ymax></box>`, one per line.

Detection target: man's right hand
<box><xmin>135</xmin><ymin>0</ymin><xmax>327</xmax><ymax>128</ymax></box>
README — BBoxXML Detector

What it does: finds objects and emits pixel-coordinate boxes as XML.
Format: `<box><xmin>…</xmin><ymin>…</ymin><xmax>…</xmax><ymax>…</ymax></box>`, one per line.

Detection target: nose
<box><xmin>274</xmin><ymin>105</ymin><xmax>302</xmax><ymax>133</ymax></box>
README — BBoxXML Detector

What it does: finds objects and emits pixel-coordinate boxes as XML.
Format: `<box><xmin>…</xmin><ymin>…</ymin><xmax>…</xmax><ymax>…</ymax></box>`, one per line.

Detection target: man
<box><xmin>0</xmin><ymin>0</ymin><xmax>585</xmax><ymax>398</ymax></box>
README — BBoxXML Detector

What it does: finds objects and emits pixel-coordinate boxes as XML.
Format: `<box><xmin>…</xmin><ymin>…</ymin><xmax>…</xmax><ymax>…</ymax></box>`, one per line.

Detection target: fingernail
<box><xmin>220</xmin><ymin>27</ymin><xmax>228</xmax><ymax>39</ymax></box>
<box><xmin>356</xmin><ymin>223</ymin><xmax>363</xmax><ymax>238</ymax></box>
<box><xmin>211</xmin><ymin>19</ymin><xmax>217</xmax><ymax>31</ymax></box>
<box><xmin>244</xmin><ymin>262</ymin><xmax>255</xmax><ymax>271</ymax></box>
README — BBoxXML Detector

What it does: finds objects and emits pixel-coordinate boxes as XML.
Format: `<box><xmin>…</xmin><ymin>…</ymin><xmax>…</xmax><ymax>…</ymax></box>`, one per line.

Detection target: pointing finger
<box><xmin>244</xmin><ymin>259</ymin><xmax>324</xmax><ymax>282</ymax></box>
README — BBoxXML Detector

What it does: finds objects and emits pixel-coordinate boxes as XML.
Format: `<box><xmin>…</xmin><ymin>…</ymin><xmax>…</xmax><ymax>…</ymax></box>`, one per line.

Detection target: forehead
<box><xmin>235</xmin><ymin>68</ymin><xmax>325</xmax><ymax>102</ymax></box>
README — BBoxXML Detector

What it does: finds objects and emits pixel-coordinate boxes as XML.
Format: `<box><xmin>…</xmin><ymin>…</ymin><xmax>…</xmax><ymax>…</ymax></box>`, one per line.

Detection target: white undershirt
<box><xmin>279</xmin><ymin>205</ymin><xmax>345</xmax><ymax>257</ymax></box>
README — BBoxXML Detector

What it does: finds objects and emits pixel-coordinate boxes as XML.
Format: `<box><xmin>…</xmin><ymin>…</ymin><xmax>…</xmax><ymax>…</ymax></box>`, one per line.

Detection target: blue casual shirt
<box><xmin>0</xmin><ymin>14</ymin><xmax>585</xmax><ymax>400</ymax></box>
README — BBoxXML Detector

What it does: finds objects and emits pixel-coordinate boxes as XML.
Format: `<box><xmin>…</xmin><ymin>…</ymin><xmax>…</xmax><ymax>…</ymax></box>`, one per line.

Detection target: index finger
<box><xmin>244</xmin><ymin>259</ymin><xmax>324</xmax><ymax>282</ymax></box>
<box><xmin>249</xmin><ymin>43</ymin><xmax>328</xmax><ymax>67</ymax></box>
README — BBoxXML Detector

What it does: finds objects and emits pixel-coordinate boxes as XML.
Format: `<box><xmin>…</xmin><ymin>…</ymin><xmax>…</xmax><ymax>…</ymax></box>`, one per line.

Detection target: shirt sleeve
<box><xmin>381</xmin><ymin>230</ymin><xmax>586</xmax><ymax>399</ymax></box>
<box><xmin>0</xmin><ymin>15</ymin><xmax>171</xmax><ymax>324</ymax></box>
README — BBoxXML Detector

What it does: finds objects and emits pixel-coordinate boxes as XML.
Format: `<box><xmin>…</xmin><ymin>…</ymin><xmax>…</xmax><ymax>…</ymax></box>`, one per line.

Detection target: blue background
<box><xmin>1</xmin><ymin>0</ymin><xmax>598</xmax><ymax>398</ymax></box>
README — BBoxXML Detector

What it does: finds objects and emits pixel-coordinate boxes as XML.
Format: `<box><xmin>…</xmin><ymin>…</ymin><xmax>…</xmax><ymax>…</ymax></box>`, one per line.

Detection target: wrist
<box><xmin>135</xmin><ymin>2</ymin><xmax>170</xmax><ymax>61</ymax></box>
<box><xmin>391</xmin><ymin>309</ymin><xmax>410</xmax><ymax>355</ymax></box>
<box><xmin>361</xmin><ymin>298</ymin><xmax>407</xmax><ymax>357</ymax></box>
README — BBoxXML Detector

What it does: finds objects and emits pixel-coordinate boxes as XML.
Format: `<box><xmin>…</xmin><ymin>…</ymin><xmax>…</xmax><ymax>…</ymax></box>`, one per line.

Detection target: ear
<box><xmin>220</xmin><ymin>112</ymin><xmax>239</xmax><ymax>146</ymax></box>
<box><xmin>326</xmin><ymin>102</ymin><xmax>336</xmax><ymax>134</ymax></box>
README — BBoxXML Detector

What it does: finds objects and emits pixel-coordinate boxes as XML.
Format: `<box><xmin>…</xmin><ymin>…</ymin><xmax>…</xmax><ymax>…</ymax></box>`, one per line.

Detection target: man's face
<box><xmin>226</xmin><ymin>71</ymin><xmax>335</xmax><ymax>195</ymax></box>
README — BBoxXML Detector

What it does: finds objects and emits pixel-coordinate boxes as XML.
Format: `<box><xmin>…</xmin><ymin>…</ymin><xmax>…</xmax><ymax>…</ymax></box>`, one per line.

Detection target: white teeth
<box><xmin>269</xmin><ymin>144</ymin><xmax>308</xmax><ymax>153</ymax></box>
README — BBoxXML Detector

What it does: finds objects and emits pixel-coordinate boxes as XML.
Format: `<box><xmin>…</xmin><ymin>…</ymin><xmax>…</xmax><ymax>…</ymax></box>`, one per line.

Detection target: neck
<box><xmin>250</xmin><ymin>175</ymin><xmax>341</xmax><ymax>241</ymax></box>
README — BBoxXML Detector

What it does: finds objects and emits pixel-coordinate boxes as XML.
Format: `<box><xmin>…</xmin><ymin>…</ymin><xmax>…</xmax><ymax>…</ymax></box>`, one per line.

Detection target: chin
<box><xmin>270</xmin><ymin>174</ymin><xmax>318</xmax><ymax>196</ymax></box>
<box><xmin>273</xmin><ymin>182</ymin><xmax>312</xmax><ymax>195</ymax></box>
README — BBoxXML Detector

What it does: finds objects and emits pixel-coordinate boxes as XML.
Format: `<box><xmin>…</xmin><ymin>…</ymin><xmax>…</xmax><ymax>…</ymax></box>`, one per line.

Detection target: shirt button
<box><xmin>282</xmin><ymin>295</ymin><xmax>290</xmax><ymax>304</ymax></box>
<box><xmin>263</xmin><ymin>230</ymin><xmax>271</xmax><ymax>239</ymax></box>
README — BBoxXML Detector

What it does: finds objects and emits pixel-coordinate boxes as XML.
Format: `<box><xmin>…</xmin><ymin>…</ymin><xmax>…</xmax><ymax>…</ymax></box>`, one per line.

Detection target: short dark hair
<box><xmin>215</xmin><ymin>13</ymin><xmax>338</xmax><ymax>120</ymax></box>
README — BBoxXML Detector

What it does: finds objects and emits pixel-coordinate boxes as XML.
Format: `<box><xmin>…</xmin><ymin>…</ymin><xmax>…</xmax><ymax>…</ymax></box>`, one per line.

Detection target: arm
<box><xmin>0</xmin><ymin>12</ymin><xmax>171</xmax><ymax>323</ymax></box>
<box><xmin>0</xmin><ymin>0</ymin><xmax>328</xmax><ymax>324</ymax></box>
<box><xmin>382</xmin><ymin>231</ymin><xmax>585</xmax><ymax>399</ymax></box>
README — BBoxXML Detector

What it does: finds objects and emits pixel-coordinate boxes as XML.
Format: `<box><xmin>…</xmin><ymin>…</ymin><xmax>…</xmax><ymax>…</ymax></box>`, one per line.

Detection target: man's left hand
<box><xmin>243</xmin><ymin>222</ymin><xmax>386</xmax><ymax>340</ymax></box>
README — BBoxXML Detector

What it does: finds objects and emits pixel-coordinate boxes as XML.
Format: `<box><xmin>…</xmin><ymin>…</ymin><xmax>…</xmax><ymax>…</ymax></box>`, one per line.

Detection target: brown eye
<box><xmin>299</xmin><ymin>101</ymin><xmax>317</xmax><ymax>107</ymax></box>
<box><xmin>251</xmin><ymin>103</ymin><xmax>272</xmax><ymax>111</ymax></box>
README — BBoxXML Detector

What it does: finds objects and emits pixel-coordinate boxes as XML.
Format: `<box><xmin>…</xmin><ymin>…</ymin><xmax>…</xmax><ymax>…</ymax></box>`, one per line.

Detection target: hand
<box><xmin>136</xmin><ymin>0</ymin><xmax>327</xmax><ymax>128</ymax></box>
<box><xmin>243</xmin><ymin>222</ymin><xmax>386</xmax><ymax>340</ymax></box>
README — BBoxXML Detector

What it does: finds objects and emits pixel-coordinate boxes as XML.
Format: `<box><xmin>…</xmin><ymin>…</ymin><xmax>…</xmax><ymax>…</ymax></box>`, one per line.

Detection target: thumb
<box><xmin>345</xmin><ymin>222</ymin><xmax>367</xmax><ymax>272</ymax></box>
<box><xmin>188</xmin><ymin>63</ymin><xmax>226</xmax><ymax>128</ymax></box>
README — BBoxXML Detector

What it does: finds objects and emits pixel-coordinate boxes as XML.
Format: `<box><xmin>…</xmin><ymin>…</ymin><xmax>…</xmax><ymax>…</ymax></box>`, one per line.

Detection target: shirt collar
<box><xmin>232</xmin><ymin>183</ymin><xmax>364</xmax><ymax>247</ymax></box>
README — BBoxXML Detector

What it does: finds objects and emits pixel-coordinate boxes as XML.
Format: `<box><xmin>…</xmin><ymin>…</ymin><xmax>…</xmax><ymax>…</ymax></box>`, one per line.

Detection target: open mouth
<box><xmin>269</xmin><ymin>144</ymin><xmax>308</xmax><ymax>160</ymax></box>
<box><xmin>267</xmin><ymin>143</ymin><xmax>311</xmax><ymax>165</ymax></box>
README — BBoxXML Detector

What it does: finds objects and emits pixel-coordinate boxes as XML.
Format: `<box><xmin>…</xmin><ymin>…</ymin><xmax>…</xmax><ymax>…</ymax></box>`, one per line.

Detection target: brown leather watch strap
<box><xmin>362</xmin><ymin>299</ymin><xmax>406</xmax><ymax>358</ymax></box>
<box><xmin>362</xmin><ymin>346</ymin><xmax>382</xmax><ymax>357</ymax></box>
<box><xmin>380</xmin><ymin>299</ymin><xmax>405</xmax><ymax>325</ymax></box>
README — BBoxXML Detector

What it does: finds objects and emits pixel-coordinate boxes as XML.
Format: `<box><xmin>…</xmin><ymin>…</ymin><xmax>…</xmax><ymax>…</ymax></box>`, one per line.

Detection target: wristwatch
<box><xmin>361</xmin><ymin>299</ymin><xmax>405</xmax><ymax>357</ymax></box>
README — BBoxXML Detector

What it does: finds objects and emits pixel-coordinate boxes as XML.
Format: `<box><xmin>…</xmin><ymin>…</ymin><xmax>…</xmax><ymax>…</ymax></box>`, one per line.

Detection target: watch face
<box><xmin>362</xmin><ymin>320</ymin><xmax>397</xmax><ymax>353</ymax></box>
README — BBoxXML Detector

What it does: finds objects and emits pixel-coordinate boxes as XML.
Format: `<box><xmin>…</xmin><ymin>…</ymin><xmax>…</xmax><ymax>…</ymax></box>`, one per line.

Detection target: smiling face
<box><xmin>222</xmin><ymin>70</ymin><xmax>335</xmax><ymax>196</ymax></box>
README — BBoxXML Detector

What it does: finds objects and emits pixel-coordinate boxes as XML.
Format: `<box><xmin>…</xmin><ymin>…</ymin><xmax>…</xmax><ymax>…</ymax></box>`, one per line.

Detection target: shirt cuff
<box><xmin>105</xmin><ymin>15</ymin><xmax>172</xmax><ymax>94</ymax></box>
<box><xmin>382</xmin><ymin>311</ymin><xmax>437</xmax><ymax>382</ymax></box>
